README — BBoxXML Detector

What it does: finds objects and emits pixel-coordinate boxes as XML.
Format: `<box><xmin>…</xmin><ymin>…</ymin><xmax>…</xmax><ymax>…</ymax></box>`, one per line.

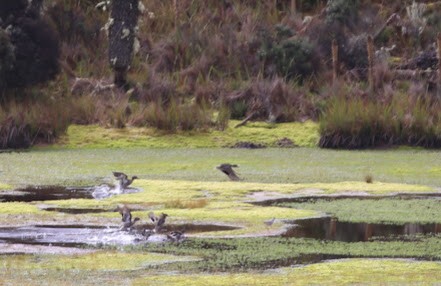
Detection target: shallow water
<box><xmin>0</xmin><ymin>223</ymin><xmax>240</xmax><ymax>247</ymax></box>
<box><xmin>283</xmin><ymin>217</ymin><xmax>441</xmax><ymax>242</ymax></box>
<box><xmin>0</xmin><ymin>185</ymin><xmax>141</xmax><ymax>202</ymax></box>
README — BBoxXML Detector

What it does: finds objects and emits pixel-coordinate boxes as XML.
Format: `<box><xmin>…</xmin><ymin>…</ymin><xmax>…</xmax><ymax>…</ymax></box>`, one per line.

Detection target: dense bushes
<box><xmin>259</xmin><ymin>26</ymin><xmax>320</xmax><ymax>80</ymax></box>
<box><xmin>0</xmin><ymin>0</ymin><xmax>60</xmax><ymax>91</ymax></box>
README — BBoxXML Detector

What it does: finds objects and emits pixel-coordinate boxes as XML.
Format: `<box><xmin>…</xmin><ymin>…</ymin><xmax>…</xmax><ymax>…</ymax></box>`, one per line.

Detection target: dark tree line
<box><xmin>0</xmin><ymin>0</ymin><xmax>59</xmax><ymax>93</ymax></box>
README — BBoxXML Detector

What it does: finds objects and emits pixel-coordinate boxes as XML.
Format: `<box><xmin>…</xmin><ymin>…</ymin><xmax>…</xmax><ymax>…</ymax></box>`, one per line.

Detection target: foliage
<box><xmin>0</xmin><ymin>4</ymin><xmax>59</xmax><ymax>91</ymax></box>
<box><xmin>259</xmin><ymin>26</ymin><xmax>320</xmax><ymax>80</ymax></box>
<box><xmin>0</xmin><ymin>29</ymin><xmax>15</xmax><ymax>91</ymax></box>
<box><xmin>325</xmin><ymin>0</ymin><xmax>360</xmax><ymax>26</ymax></box>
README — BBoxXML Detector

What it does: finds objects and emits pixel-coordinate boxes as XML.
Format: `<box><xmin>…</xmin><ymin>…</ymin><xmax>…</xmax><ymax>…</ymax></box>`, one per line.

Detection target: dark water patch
<box><xmin>252</xmin><ymin>193</ymin><xmax>441</xmax><ymax>206</ymax></box>
<box><xmin>42</xmin><ymin>207</ymin><xmax>117</xmax><ymax>214</ymax></box>
<box><xmin>0</xmin><ymin>186</ymin><xmax>94</xmax><ymax>202</ymax></box>
<box><xmin>155</xmin><ymin>223</ymin><xmax>239</xmax><ymax>233</ymax></box>
<box><xmin>283</xmin><ymin>217</ymin><xmax>441</xmax><ymax>242</ymax></box>
<box><xmin>0</xmin><ymin>185</ymin><xmax>142</xmax><ymax>202</ymax></box>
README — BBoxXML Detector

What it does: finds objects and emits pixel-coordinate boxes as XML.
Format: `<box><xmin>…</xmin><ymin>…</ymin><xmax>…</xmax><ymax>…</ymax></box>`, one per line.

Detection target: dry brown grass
<box><xmin>365</xmin><ymin>174</ymin><xmax>374</xmax><ymax>184</ymax></box>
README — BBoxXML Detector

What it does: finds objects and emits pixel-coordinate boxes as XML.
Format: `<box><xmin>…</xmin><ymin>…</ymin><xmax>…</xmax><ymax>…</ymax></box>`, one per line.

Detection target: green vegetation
<box><xmin>59</xmin><ymin>120</ymin><xmax>318</xmax><ymax>149</ymax></box>
<box><xmin>142</xmin><ymin>259</ymin><xmax>441</xmax><ymax>285</ymax></box>
<box><xmin>1</xmin><ymin>251</ymin><xmax>199</xmax><ymax>271</ymax></box>
<box><xmin>130</xmin><ymin>235</ymin><xmax>441</xmax><ymax>273</ymax></box>
<box><xmin>3</xmin><ymin>147</ymin><xmax>441</xmax><ymax>188</ymax></box>
<box><xmin>278</xmin><ymin>198</ymin><xmax>441</xmax><ymax>224</ymax></box>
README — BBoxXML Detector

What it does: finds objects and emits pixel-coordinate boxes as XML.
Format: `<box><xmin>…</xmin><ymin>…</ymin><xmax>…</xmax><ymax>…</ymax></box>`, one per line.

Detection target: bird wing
<box><xmin>157</xmin><ymin>214</ymin><xmax>167</xmax><ymax>226</ymax></box>
<box><xmin>121</xmin><ymin>208</ymin><xmax>132</xmax><ymax>223</ymax></box>
<box><xmin>228</xmin><ymin>170</ymin><xmax>241</xmax><ymax>181</ymax></box>
<box><xmin>148</xmin><ymin>212</ymin><xmax>157</xmax><ymax>223</ymax></box>
<box><xmin>113</xmin><ymin>172</ymin><xmax>128</xmax><ymax>180</ymax></box>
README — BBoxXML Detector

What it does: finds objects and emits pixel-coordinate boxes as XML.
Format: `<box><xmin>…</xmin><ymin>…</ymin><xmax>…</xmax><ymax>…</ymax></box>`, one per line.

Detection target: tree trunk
<box><xmin>108</xmin><ymin>0</ymin><xmax>139</xmax><ymax>88</ymax></box>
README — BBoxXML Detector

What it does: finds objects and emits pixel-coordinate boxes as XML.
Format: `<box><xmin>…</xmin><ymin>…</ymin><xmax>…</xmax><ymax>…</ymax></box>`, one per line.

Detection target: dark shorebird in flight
<box><xmin>113</xmin><ymin>171</ymin><xmax>138</xmax><ymax>190</ymax></box>
<box><xmin>148</xmin><ymin>212</ymin><xmax>168</xmax><ymax>233</ymax></box>
<box><xmin>216</xmin><ymin>163</ymin><xmax>241</xmax><ymax>181</ymax></box>
<box><xmin>118</xmin><ymin>205</ymin><xmax>140</xmax><ymax>231</ymax></box>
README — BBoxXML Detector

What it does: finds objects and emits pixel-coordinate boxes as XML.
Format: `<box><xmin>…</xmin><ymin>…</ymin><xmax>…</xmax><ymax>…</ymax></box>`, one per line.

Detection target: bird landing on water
<box><xmin>118</xmin><ymin>205</ymin><xmax>140</xmax><ymax>231</ymax></box>
<box><xmin>112</xmin><ymin>171</ymin><xmax>138</xmax><ymax>192</ymax></box>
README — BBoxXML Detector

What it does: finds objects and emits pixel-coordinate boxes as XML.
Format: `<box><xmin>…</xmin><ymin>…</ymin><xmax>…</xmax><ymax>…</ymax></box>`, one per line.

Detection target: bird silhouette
<box><xmin>216</xmin><ymin>163</ymin><xmax>241</xmax><ymax>181</ymax></box>
<box><xmin>118</xmin><ymin>205</ymin><xmax>140</xmax><ymax>231</ymax></box>
<box><xmin>113</xmin><ymin>171</ymin><xmax>138</xmax><ymax>190</ymax></box>
<box><xmin>264</xmin><ymin>218</ymin><xmax>276</xmax><ymax>228</ymax></box>
<box><xmin>167</xmin><ymin>230</ymin><xmax>185</xmax><ymax>243</ymax></box>
<box><xmin>148</xmin><ymin>212</ymin><xmax>168</xmax><ymax>233</ymax></box>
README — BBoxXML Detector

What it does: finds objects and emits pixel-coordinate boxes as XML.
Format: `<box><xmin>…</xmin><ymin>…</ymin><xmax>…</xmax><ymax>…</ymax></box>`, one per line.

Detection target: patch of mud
<box><xmin>275</xmin><ymin>137</ymin><xmax>296</xmax><ymax>148</ymax></box>
<box><xmin>247</xmin><ymin>189</ymin><xmax>325</xmax><ymax>203</ymax></box>
<box><xmin>230</xmin><ymin>141</ymin><xmax>266</xmax><ymax>149</ymax></box>
<box><xmin>283</xmin><ymin>217</ymin><xmax>441</xmax><ymax>242</ymax></box>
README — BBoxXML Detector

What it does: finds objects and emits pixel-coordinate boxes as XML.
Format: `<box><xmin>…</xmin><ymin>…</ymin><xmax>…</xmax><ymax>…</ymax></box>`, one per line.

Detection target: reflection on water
<box><xmin>283</xmin><ymin>217</ymin><xmax>441</xmax><ymax>242</ymax></box>
<box><xmin>0</xmin><ymin>185</ymin><xmax>141</xmax><ymax>202</ymax></box>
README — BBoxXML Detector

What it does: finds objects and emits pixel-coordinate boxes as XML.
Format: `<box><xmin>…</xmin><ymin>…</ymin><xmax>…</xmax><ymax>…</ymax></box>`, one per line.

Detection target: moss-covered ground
<box><xmin>1</xmin><ymin>123</ymin><xmax>441</xmax><ymax>284</ymax></box>
<box><xmin>58</xmin><ymin>120</ymin><xmax>319</xmax><ymax>149</ymax></box>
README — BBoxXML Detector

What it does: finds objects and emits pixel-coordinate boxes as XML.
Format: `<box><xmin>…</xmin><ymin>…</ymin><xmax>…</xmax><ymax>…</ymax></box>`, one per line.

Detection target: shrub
<box><xmin>0</xmin><ymin>29</ymin><xmax>15</xmax><ymax>91</ymax></box>
<box><xmin>259</xmin><ymin>26</ymin><xmax>320</xmax><ymax>80</ymax></box>
<box><xmin>0</xmin><ymin>0</ymin><xmax>27</xmax><ymax>20</ymax></box>
<box><xmin>325</xmin><ymin>0</ymin><xmax>360</xmax><ymax>26</ymax></box>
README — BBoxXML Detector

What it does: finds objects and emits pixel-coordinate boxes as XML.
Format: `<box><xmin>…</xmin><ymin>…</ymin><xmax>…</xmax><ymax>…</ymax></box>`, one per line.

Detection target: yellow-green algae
<box><xmin>57</xmin><ymin>120</ymin><xmax>318</xmax><ymax>149</ymax></box>
<box><xmin>138</xmin><ymin>259</ymin><xmax>441</xmax><ymax>285</ymax></box>
<box><xmin>1</xmin><ymin>251</ymin><xmax>199</xmax><ymax>271</ymax></box>
<box><xmin>0</xmin><ymin>202</ymin><xmax>42</xmax><ymax>215</ymax></box>
<box><xmin>0</xmin><ymin>182</ymin><xmax>11</xmax><ymax>190</ymax></box>
<box><xmin>41</xmin><ymin>179</ymin><xmax>434</xmax><ymax>236</ymax></box>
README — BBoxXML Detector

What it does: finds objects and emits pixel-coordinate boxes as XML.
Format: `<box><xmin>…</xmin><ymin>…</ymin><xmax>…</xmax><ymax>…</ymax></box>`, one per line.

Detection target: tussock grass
<box><xmin>320</xmin><ymin>89</ymin><xmax>441</xmax><ymax>149</ymax></box>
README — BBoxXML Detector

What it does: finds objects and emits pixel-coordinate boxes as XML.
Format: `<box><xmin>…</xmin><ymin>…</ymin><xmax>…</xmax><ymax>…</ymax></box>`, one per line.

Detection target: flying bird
<box><xmin>118</xmin><ymin>205</ymin><xmax>140</xmax><ymax>231</ymax></box>
<box><xmin>113</xmin><ymin>171</ymin><xmax>138</xmax><ymax>190</ymax></box>
<box><xmin>216</xmin><ymin>163</ymin><xmax>241</xmax><ymax>181</ymax></box>
<box><xmin>148</xmin><ymin>211</ymin><xmax>168</xmax><ymax>233</ymax></box>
